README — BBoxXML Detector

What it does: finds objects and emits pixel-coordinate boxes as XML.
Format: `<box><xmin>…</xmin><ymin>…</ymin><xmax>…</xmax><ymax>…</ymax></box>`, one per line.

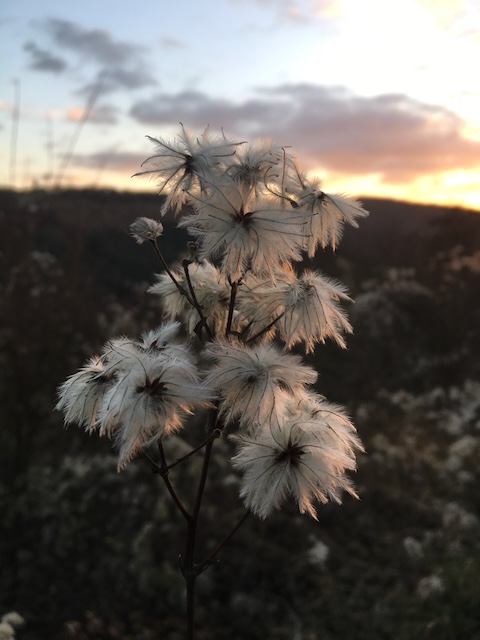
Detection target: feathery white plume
<box><xmin>231</xmin><ymin>400</ymin><xmax>362</xmax><ymax>519</ymax></box>
<box><xmin>203</xmin><ymin>339</ymin><xmax>317</xmax><ymax>430</ymax></box>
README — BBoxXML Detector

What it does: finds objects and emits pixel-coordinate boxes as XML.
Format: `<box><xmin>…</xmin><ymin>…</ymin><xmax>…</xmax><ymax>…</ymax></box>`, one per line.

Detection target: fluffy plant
<box><xmin>56</xmin><ymin>124</ymin><xmax>368</xmax><ymax>639</ymax></box>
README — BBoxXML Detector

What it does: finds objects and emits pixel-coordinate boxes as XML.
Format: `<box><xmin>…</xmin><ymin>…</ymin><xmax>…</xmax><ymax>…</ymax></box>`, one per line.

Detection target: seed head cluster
<box><xmin>57</xmin><ymin>125</ymin><xmax>367</xmax><ymax>518</ymax></box>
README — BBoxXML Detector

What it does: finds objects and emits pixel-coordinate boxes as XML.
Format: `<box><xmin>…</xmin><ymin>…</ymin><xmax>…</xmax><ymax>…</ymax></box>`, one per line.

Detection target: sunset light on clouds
<box><xmin>1</xmin><ymin>0</ymin><xmax>479</xmax><ymax>209</ymax></box>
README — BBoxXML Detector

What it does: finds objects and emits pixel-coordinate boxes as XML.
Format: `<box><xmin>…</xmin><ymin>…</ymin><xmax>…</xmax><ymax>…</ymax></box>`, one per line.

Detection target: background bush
<box><xmin>1</xmin><ymin>189</ymin><xmax>479</xmax><ymax>639</ymax></box>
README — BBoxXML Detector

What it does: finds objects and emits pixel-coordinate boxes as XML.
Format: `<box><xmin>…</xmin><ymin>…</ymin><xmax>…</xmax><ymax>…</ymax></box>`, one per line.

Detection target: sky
<box><xmin>1</xmin><ymin>0</ymin><xmax>480</xmax><ymax>209</ymax></box>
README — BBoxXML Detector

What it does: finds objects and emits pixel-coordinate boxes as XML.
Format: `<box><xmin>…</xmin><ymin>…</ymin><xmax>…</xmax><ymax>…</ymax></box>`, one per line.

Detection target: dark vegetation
<box><xmin>1</xmin><ymin>188</ymin><xmax>480</xmax><ymax>639</ymax></box>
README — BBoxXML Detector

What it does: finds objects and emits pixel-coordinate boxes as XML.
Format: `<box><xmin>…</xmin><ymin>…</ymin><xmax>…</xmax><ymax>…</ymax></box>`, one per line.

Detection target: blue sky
<box><xmin>1</xmin><ymin>0</ymin><xmax>479</xmax><ymax>208</ymax></box>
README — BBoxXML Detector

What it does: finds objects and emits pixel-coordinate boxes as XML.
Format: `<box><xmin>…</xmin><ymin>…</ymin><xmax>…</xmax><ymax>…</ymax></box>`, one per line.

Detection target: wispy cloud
<box><xmin>80</xmin><ymin>68</ymin><xmax>157</xmax><ymax>95</ymax></box>
<box><xmin>130</xmin><ymin>89</ymin><xmax>286</xmax><ymax>131</ymax></box>
<box><xmin>226</xmin><ymin>0</ymin><xmax>342</xmax><ymax>22</ymax></box>
<box><xmin>72</xmin><ymin>150</ymin><xmax>146</xmax><ymax>172</ymax></box>
<box><xmin>44</xmin><ymin>18</ymin><xmax>144</xmax><ymax>65</ymax></box>
<box><xmin>160</xmin><ymin>37</ymin><xmax>186</xmax><ymax>48</ymax></box>
<box><xmin>129</xmin><ymin>84</ymin><xmax>480</xmax><ymax>181</ymax></box>
<box><xmin>66</xmin><ymin>104</ymin><xmax>118</xmax><ymax>125</ymax></box>
<box><xmin>27</xmin><ymin>18</ymin><xmax>157</xmax><ymax>93</ymax></box>
<box><xmin>23</xmin><ymin>41</ymin><xmax>66</xmax><ymax>73</ymax></box>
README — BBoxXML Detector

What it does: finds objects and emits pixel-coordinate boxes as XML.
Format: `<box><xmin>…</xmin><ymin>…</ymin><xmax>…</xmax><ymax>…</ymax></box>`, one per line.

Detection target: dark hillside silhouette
<box><xmin>1</xmin><ymin>189</ymin><xmax>479</xmax><ymax>639</ymax></box>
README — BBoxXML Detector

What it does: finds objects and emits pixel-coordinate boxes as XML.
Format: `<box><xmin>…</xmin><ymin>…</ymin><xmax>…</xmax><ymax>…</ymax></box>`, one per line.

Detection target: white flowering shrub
<box><xmin>56</xmin><ymin>124</ymin><xmax>368</xmax><ymax>637</ymax></box>
<box><xmin>0</xmin><ymin>613</ymin><xmax>24</xmax><ymax>640</ymax></box>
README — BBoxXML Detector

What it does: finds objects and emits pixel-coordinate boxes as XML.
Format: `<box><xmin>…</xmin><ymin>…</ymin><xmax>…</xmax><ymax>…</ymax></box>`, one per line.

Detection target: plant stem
<box><xmin>226</xmin><ymin>280</ymin><xmax>238</xmax><ymax>336</ymax></box>
<box><xmin>151</xmin><ymin>429</ymin><xmax>221</xmax><ymax>474</ymax></box>
<box><xmin>157</xmin><ymin>442</ymin><xmax>192</xmax><ymax>522</ymax></box>
<box><xmin>244</xmin><ymin>311</ymin><xmax>285</xmax><ymax>344</ymax></box>
<box><xmin>197</xmin><ymin>509</ymin><xmax>250</xmax><ymax>574</ymax></box>
<box><xmin>183</xmin><ymin>408</ymin><xmax>219</xmax><ymax>639</ymax></box>
<box><xmin>185</xmin><ymin>570</ymin><xmax>196</xmax><ymax>640</ymax></box>
<box><xmin>150</xmin><ymin>239</ymin><xmax>193</xmax><ymax>304</ymax></box>
<box><xmin>182</xmin><ymin>259</ymin><xmax>214</xmax><ymax>340</ymax></box>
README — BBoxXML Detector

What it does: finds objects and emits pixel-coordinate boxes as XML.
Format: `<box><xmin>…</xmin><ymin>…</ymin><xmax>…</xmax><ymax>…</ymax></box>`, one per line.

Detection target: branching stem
<box><xmin>183</xmin><ymin>406</ymin><xmax>220</xmax><ymax>639</ymax></box>
<box><xmin>182</xmin><ymin>259</ymin><xmax>214</xmax><ymax>340</ymax></box>
<box><xmin>197</xmin><ymin>510</ymin><xmax>250</xmax><ymax>574</ymax></box>
<box><xmin>226</xmin><ymin>280</ymin><xmax>239</xmax><ymax>336</ymax></box>
<box><xmin>157</xmin><ymin>442</ymin><xmax>192</xmax><ymax>522</ymax></box>
<box><xmin>151</xmin><ymin>429</ymin><xmax>221</xmax><ymax>475</ymax></box>
<box><xmin>245</xmin><ymin>311</ymin><xmax>285</xmax><ymax>344</ymax></box>
<box><xmin>149</xmin><ymin>239</ymin><xmax>193</xmax><ymax>304</ymax></box>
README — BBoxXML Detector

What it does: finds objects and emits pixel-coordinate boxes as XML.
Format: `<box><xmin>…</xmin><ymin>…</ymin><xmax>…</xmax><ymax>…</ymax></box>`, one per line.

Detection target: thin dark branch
<box><xmin>184</xmin><ymin>406</ymin><xmax>220</xmax><ymax>638</ymax></box>
<box><xmin>142</xmin><ymin>449</ymin><xmax>162</xmax><ymax>472</ymax></box>
<box><xmin>226</xmin><ymin>280</ymin><xmax>239</xmax><ymax>336</ymax></box>
<box><xmin>153</xmin><ymin>429</ymin><xmax>221</xmax><ymax>474</ymax></box>
<box><xmin>157</xmin><ymin>442</ymin><xmax>192</xmax><ymax>522</ymax></box>
<box><xmin>197</xmin><ymin>510</ymin><xmax>251</xmax><ymax>574</ymax></box>
<box><xmin>245</xmin><ymin>311</ymin><xmax>285</xmax><ymax>344</ymax></box>
<box><xmin>149</xmin><ymin>239</ymin><xmax>193</xmax><ymax>304</ymax></box>
<box><xmin>192</xmin><ymin>409</ymin><xmax>219</xmax><ymax>523</ymax></box>
<box><xmin>182</xmin><ymin>259</ymin><xmax>214</xmax><ymax>340</ymax></box>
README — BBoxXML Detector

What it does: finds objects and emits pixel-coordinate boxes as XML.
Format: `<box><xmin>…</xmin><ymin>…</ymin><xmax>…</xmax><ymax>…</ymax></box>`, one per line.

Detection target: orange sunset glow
<box><xmin>1</xmin><ymin>0</ymin><xmax>479</xmax><ymax>210</ymax></box>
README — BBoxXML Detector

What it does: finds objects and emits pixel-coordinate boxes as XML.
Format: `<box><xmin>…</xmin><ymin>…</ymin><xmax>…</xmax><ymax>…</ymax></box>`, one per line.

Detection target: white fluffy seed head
<box><xmin>179</xmin><ymin>184</ymin><xmax>312</xmax><ymax>282</ymax></box>
<box><xmin>231</xmin><ymin>399</ymin><xmax>362</xmax><ymax>519</ymax></box>
<box><xmin>98</xmin><ymin>350</ymin><xmax>215</xmax><ymax>469</ymax></box>
<box><xmin>134</xmin><ymin>125</ymin><xmax>245</xmax><ymax>214</ymax></box>
<box><xmin>130</xmin><ymin>217</ymin><xmax>163</xmax><ymax>244</ymax></box>
<box><xmin>149</xmin><ymin>262</ymin><xmax>233</xmax><ymax>337</ymax></box>
<box><xmin>56</xmin><ymin>356</ymin><xmax>115</xmax><ymax>432</ymax></box>
<box><xmin>203</xmin><ymin>339</ymin><xmax>317</xmax><ymax>430</ymax></box>
<box><xmin>237</xmin><ymin>267</ymin><xmax>352</xmax><ymax>352</ymax></box>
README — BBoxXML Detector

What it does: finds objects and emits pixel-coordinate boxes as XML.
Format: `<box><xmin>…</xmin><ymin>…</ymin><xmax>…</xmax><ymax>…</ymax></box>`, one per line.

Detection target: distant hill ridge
<box><xmin>2</xmin><ymin>188</ymin><xmax>479</xmax><ymax>268</ymax></box>
<box><xmin>2</xmin><ymin>188</ymin><xmax>478</xmax><ymax>225</ymax></box>
<box><xmin>360</xmin><ymin>196</ymin><xmax>479</xmax><ymax>235</ymax></box>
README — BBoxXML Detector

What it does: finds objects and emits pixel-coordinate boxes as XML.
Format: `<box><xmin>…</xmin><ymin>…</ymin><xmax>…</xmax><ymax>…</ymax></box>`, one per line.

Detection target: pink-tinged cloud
<box><xmin>66</xmin><ymin>104</ymin><xmax>118</xmax><ymax>125</ymax></box>
<box><xmin>72</xmin><ymin>151</ymin><xmax>146</xmax><ymax>172</ymax></box>
<box><xmin>228</xmin><ymin>0</ymin><xmax>342</xmax><ymax>23</ymax></box>
<box><xmin>129</xmin><ymin>84</ymin><xmax>480</xmax><ymax>182</ymax></box>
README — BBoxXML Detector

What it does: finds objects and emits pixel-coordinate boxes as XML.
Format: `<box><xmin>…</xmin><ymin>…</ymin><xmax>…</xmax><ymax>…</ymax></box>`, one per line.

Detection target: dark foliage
<box><xmin>1</xmin><ymin>189</ymin><xmax>479</xmax><ymax>639</ymax></box>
